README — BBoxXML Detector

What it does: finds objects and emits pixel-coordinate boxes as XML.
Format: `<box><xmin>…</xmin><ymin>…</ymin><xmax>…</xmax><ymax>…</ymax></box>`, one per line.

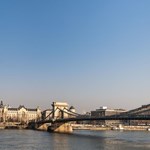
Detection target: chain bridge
<box><xmin>29</xmin><ymin>102</ymin><xmax>150</xmax><ymax>133</ymax></box>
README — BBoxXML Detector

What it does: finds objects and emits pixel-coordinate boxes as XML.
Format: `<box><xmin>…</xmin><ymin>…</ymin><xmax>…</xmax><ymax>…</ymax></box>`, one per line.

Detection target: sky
<box><xmin>0</xmin><ymin>0</ymin><xmax>150</xmax><ymax>113</ymax></box>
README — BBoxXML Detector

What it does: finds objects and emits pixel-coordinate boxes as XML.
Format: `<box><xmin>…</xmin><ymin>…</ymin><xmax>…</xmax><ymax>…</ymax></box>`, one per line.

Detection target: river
<box><xmin>0</xmin><ymin>129</ymin><xmax>149</xmax><ymax>150</ymax></box>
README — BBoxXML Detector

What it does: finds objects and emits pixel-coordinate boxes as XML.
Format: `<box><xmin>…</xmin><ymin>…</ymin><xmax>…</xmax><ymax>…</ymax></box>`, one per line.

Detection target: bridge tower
<box><xmin>52</xmin><ymin>102</ymin><xmax>69</xmax><ymax>119</ymax></box>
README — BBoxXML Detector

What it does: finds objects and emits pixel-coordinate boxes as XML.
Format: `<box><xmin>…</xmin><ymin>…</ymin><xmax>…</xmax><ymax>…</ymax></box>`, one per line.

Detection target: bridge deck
<box><xmin>37</xmin><ymin>115</ymin><xmax>150</xmax><ymax>124</ymax></box>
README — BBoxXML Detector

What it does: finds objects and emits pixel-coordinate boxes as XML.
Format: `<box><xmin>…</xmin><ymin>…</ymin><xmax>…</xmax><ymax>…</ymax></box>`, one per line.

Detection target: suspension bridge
<box><xmin>29</xmin><ymin>102</ymin><xmax>150</xmax><ymax>133</ymax></box>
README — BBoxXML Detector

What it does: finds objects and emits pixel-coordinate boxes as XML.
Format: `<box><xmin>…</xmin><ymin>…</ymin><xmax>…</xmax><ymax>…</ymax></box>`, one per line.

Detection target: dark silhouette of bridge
<box><xmin>38</xmin><ymin>115</ymin><xmax>150</xmax><ymax>124</ymax></box>
<box><xmin>37</xmin><ymin>104</ymin><xmax>150</xmax><ymax>124</ymax></box>
<box><xmin>29</xmin><ymin>103</ymin><xmax>150</xmax><ymax>132</ymax></box>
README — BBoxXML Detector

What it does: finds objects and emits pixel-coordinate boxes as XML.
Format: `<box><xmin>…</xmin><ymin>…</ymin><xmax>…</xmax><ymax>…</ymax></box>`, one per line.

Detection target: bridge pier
<box><xmin>37</xmin><ymin>123</ymin><xmax>50</xmax><ymax>131</ymax></box>
<box><xmin>28</xmin><ymin>122</ymin><xmax>51</xmax><ymax>131</ymax></box>
<box><xmin>48</xmin><ymin>123</ymin><xmax>73</xmax><ymax>133</ymax></box>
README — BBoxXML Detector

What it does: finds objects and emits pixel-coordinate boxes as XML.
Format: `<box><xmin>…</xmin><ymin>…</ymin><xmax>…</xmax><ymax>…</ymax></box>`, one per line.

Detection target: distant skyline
<box><xmin>0</xmin><ymin>1</ymin><xmax>150</xmax><ymax>113</ymax></box>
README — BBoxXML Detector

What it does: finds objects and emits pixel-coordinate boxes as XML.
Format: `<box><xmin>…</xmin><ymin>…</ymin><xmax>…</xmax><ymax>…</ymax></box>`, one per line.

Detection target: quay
<box><xmin>0</xmin><ymin>122</ymin><xmax>28</xmax><ymax>129</ymax></box>
<box><xmin>1</xmin><ymin>121</ymin><xmax>150</xmax><ymax>132</ymax></box>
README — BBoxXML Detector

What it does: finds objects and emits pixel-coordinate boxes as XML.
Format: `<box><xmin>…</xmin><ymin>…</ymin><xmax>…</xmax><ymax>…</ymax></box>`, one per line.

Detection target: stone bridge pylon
<box><xmin>50</xmin><ymin>102</ymin><xmax>75</xmax><ymax>133</ymax></box>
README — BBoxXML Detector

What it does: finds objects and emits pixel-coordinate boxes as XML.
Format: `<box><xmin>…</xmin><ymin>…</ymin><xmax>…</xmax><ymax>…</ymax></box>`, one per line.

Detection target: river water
<box><xmin>0</xmin><ymin>129</ymin><xmax>149</xmax><ymax>150</ymax></box>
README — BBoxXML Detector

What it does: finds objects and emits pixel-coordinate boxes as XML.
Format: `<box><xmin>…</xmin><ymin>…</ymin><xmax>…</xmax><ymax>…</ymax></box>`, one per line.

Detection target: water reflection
<box><xmin>51</xmin><ymin>133</ymin><xmax>70</xmax><ymax>150</ymax></box>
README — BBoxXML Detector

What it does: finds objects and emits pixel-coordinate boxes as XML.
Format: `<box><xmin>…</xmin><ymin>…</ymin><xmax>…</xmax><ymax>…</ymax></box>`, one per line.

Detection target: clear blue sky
<box><xmin>0</xmin><ymin>0</ymin><xmax>150</xmax><ymax>112</ymax></box>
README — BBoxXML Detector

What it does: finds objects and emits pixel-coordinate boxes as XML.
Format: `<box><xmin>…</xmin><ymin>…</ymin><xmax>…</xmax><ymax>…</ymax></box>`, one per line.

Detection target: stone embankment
<box><xmin>1</xmin><ymin>122</ymin><xmax>150</xmax><ymax>132</ymax></box>
<box><xmin>72</xmin><ymin>124</ymin><xmax>150</xmax><ymax>131</ymax></box>
<box><xmin>0</xmin><ymin>122</ymin><xmax>27</xmax><ymax>129</ymax></box>
<box><xmin>72</xmin><ymin>124</ymin><xmax>111</xmax><ymax>130</ymax></box>
<box><xmin>123</xmin><ymin>125</ymin><xmax>150</xmax><ymax>131</ymax></box>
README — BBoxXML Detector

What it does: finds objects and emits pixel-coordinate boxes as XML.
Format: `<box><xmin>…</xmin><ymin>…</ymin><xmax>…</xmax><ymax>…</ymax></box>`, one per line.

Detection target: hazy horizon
<box><xmin>0</xmin><ymin>1</ymin><xmax>150</xmax><ymax>113</ymax></box>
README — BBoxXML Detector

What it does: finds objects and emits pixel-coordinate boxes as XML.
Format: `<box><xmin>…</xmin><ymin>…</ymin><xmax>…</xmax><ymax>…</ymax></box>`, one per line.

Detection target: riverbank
<box><xmin>123</xmin><ymin>125</ymin><xmax>150</xmax><ymax>131</ymax></box>
<box><xmin>0</xmin><ymin>122</ymin><xmax>150</xmax><ymax>132</ymax></box>
<box><xmin>72</xmin><ymin>124</ymin><xmax>150</xmax><ymax>131</ymax></box>
<box><xmin>0</xmin><ymin>122</ymin><xmax>27</xmax><ymax>129</ymax></box>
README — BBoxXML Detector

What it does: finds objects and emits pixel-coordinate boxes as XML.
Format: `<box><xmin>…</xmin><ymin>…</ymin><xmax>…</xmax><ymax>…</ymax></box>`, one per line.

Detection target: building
<box><xmin>0</xmin><ymin>101</ymin><xmax>41</xmax><ymax>123</ymax></box>
<box><xmin>125</xmin><ymin>104</ymin><xmax>150</xmax><ymax>125</ymax></box>
<box><xmin>91</xmin><ymin>106</ymin><xmax>126</xmax><ymax>125</ymax></box>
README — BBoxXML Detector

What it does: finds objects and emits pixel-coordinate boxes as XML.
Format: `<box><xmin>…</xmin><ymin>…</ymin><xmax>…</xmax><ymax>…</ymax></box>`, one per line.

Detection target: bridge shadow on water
<box><xmin>49</xmin><ymin>130</ymin><xmax>107</xmax><ymax>150</ymax></box>
<box><xmin>48</xmin><ymin>130</ymin><xmax>150</xmax><ymax>150</ymax></box>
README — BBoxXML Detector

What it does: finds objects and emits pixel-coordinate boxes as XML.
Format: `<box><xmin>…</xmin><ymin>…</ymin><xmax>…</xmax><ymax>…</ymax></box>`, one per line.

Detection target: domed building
<box><xmin>69</xmin><ymin>106</ymin><xmax>75</xmax><ymax>113</ymax></box>
<box><xmin>69</xmin><ymin>106</ymin><xmax>76</xmax><ymax>118</ymax></box>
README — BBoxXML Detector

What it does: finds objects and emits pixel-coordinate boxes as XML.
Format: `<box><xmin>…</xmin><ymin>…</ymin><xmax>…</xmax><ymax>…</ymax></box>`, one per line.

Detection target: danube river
<box><xmin>0</xmin><ymin>129</ymin><xmax>149</xmax><ymax>150</ymax></box>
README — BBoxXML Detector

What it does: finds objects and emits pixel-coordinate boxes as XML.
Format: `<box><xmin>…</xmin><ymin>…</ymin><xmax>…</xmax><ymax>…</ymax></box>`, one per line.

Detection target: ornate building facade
<box><xmin>0</xmin><ymin>101</ymin><xmax>41</xmax><ymax>123</ymax></box>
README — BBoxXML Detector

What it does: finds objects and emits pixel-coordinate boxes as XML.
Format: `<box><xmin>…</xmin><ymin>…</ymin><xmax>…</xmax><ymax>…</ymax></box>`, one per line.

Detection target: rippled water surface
<box><xmin>0</xmin><ymin>129</ymin><xmax>149</xmax><ymax>150</ymax></box>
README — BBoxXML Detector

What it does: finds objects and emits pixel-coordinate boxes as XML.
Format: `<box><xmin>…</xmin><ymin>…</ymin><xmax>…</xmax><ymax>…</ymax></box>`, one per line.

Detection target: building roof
<box><xmin>8</xmin><ymin>108</ymin><xmax>17</xmax><ymax>111</ymax></box>
<box><xmin>8</xmin><ymin>106</ymin><xmax>39</xmax><ymax>112</ymax></box>
<box><xmin>18</xmin><ymin>105</ymin><xmax>26</xmax><ymax>110</ymax></box>
<box><xmin>28</xmin><ymin>109</ymin><xmax>37</xmax><ymax>111</ymax></box>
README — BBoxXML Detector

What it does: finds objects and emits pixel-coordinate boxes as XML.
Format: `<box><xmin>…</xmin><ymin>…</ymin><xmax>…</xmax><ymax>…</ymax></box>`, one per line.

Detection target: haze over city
<box><xmin>0</xmin><ymin>0</ymin><xmax>150</xmax><ymax>113</ymax></box>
